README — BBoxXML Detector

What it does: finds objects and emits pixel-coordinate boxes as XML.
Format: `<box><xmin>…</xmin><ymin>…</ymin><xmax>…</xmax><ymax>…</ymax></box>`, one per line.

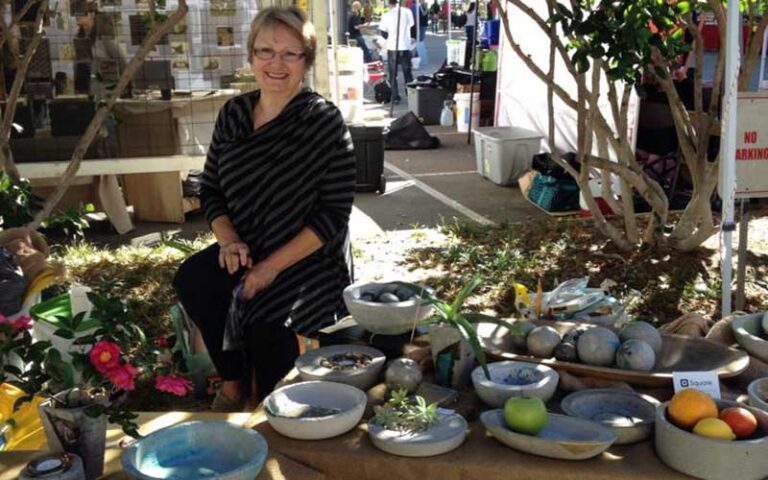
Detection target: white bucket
<box><xmin>446</xmin><ymin>40</ymin><xmax>466</xmax><ymax>66</ymax></box>
<box><xmin>455</xmin><ymin>92</ymin><xmax>480</xmax><ymax>133</ymax></box>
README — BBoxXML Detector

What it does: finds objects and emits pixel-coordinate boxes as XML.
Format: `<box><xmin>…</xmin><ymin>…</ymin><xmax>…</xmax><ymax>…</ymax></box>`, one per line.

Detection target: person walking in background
<box><xmin>379</xmin><ymin>0</ymin><xmax>414</xmax><ymax>104</ymax></box>
<box><xmin>441</xmin><ymin>0</ymin><xmax>449</xmax><ymax>32</ymax></box>
<box><xmin>430</xmin><ymin>0</ymin><xmax>440</xmax><ymax>33</ymax></box>
<box><xmin>363</xmin><ymin>0</ymin><xmax>373</xmax><ymax>22</ymax></box>
<box><xmin>464</xmin><ymin>2</ymin><xmax>476</xmax><ymax>68</ymax></box>
<box><xmin>415</xmin><ymin>0</ymin><xmax>429</xmax><ymax>65</ymax></box>
<box><xmin>348</xmin><ymin>1</ymin><xmax>372</xmax><ymax>62</ymax></box>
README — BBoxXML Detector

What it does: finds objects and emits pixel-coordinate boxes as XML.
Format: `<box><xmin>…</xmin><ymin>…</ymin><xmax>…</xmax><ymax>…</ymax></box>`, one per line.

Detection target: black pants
<box><xmin>387</xmin><ymin>50</ymin><xmax>414</xmax><ymax>101</ymax></box>
<box><xmin>351</xmin><ymin>32</ymin><xmax>372</xmax><ymax>63</ymax></box>
<box><xmin>173</xmin><ymin>243</ymin><xmax>299</xmax><ymax>401</ymax></box>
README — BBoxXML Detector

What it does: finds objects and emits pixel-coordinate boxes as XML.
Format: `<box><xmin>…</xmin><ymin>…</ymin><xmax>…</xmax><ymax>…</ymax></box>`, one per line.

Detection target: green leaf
<box><xmin>450</xmin><ymin>276</ymin><xmax>484</xmax><ymax>314</ymax></box>
<box><xmin>13</xmin><ymin>394</ymin><xmax>33</xmax><ymax>412</ymax></box>
<box><xmin>3</xmin><ymin>365</ymin><xmax>22</xmax><ymax>376</ymax></box>
<box><xmin>53</xmin><ymin>328</ymin><xmax>75</xmax><ymax>340</ymax></box>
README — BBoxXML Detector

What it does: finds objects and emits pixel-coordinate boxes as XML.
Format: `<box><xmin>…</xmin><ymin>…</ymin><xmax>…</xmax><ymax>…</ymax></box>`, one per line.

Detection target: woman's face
<box><xmin>250</xmin><ymin>24</ymin><xmax>308</xmax><ymax>97</ymax></box>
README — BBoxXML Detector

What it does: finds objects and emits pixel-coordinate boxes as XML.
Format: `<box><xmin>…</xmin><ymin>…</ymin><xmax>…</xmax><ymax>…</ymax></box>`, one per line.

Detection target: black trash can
<box><xmin>348</xmin><ymin>124</ymin><xmax>386</xmax><ymax>194</ymax></box>
<box><xmin>406</xmin><ymin>85</ymin><xmax>449</xmax><ymax>125</ymax></box>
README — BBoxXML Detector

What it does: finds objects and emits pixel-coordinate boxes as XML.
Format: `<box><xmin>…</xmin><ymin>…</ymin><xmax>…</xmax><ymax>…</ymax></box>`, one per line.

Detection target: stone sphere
<box><xmin>385</xmin><ymin>358</ymin><xmax>423</xmax><ymax>392</ymax></box>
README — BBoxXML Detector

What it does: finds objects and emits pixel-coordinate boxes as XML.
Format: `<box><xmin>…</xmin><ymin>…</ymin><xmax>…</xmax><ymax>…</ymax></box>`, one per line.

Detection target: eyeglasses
<box><xmin>252</xmin><ymin>47</ymin><xmax>306</xmax><ymax>63</ymax></box>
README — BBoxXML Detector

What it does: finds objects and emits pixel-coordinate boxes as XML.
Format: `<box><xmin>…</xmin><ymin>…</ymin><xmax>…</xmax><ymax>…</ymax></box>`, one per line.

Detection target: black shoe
<box><xmin>392</xmin><ymin>97</ymin><xmax>401</xmax><ymax>105</ymax></box>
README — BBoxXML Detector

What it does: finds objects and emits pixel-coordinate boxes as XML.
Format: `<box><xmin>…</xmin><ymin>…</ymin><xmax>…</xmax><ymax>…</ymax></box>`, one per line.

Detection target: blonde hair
<box><xmin>247</xmin><ymin>7</ymin><xmax>317</xmax><ymax>67</ymax></box>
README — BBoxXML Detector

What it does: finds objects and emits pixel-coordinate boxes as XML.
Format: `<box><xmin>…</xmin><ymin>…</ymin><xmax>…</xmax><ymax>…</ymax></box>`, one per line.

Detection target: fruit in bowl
<box><xmin>667</xmin><ymin>388</ymin><xmax>719</xmax><ymax>430</ymax></box>
<box><xmin>342</xmin><ymin>282</ymin><xmax>434</xmax><ymax>335</ymax></box>
<box><xmin>719</xmin><ymin>407</ymin><xmax>758</xmax><ymax>439</ymax></box>
<box><xmin>504</xmin><ymin>396</ymin><xmax>548</xmax><ymax>435</ymax></box>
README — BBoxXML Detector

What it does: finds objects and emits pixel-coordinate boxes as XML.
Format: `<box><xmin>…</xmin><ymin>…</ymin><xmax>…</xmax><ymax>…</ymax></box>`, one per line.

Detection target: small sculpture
<box><xmin>385</xmin><ymin>358</ymin><xmax>423</xmax><ymax>393</ymax></box>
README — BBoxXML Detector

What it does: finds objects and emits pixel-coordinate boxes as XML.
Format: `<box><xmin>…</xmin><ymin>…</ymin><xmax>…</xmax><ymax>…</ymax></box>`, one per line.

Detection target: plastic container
<box><xmin>455</xmin><ymin>92</ymin><xmax>480</xmax><ymax>133</ymax></box>
<box><xmin>348</xmin><ymin>124</ymin><xmax>386</xmax><ymax>193</ymax></box>
<box><xmin>406</xmin><ymin>85</ymin><xmax>449</xmax><ymax>125</ymax></box>
<box><xmin>30</xmin><ymin>294</ymin><xmax>101</xmax><ymax>363</ymax></box>
<box><xmin>440</xmin><ymin>101</ymin><xmax>454</xmax><ymax>126</ymax></box>
<box><xmin>472</xmin><ymin>126</ymin><xmax>543</xmax><ymax>185</ymax></box>
<box><xmin>527</xmin><ymin>173</ymin><xmax>580</xmax><ymax>212</ymax></box>
<box><xmin>446</xmin><ymin>40</ymin><xmax>466</xmax><ymax>66</ymax></box>
<box><xmin>486</xmin><ymin>19</ymin><xmax>501</xmax><ymax>46</ymax></box>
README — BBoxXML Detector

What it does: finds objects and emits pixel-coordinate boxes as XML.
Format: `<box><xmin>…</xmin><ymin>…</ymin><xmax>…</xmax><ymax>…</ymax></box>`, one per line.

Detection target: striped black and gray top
<box><xmin>200</xmin><ymin>89</ymin><xmax>356</xmax><ymax>343</ymax></box>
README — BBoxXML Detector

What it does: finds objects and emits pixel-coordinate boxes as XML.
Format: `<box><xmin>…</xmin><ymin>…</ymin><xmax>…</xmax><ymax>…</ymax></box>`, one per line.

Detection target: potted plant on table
<box><xmin>398</xmin><ymin>276</ymin><xmax>513</xmax><ymax>389</ymax></box>
<box><xmin>0</xmin><ymin>292</ymin><xmax>193</xmax><ymax>480</ymax></box>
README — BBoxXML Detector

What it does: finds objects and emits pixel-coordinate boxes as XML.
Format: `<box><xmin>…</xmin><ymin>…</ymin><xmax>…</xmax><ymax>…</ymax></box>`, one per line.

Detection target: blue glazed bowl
<box><xmin>121</xmin><ymin>421</ymin><xmax>268</xmax><ymax>479</ymax></box>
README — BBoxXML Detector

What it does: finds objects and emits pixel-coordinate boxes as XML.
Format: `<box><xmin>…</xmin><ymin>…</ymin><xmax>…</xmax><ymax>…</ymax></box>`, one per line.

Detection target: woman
<box><xmin>174</xmin><ymin>7</ymin><xmax>356</xmax><ymax>411</ymax></box>
<box><xmin>464</xmin><ymin>2</ymin><xmax>476</xmax><ymax>69</ymax></box>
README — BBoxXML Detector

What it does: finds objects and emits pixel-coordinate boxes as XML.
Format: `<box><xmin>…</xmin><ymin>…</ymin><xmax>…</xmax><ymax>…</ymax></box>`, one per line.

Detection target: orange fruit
<box><xmin>667</xmin><ymin>389</ymin><xmax>718</xmax><ymax>429</ymax></box>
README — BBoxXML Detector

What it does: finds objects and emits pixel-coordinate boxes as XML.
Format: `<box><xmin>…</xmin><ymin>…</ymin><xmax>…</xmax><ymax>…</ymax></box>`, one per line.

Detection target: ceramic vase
<box><xmin>428</xmin><ymin>323</ymin><xmax>475</xmax><ymax>389</ymax></box>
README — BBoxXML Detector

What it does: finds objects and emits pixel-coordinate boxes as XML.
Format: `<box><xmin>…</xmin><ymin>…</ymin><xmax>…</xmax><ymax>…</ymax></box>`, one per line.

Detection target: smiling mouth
<box><xmin>265</xmin><ymin>72</ymin><xmax>289</xmax><ymax>80</ymax></box>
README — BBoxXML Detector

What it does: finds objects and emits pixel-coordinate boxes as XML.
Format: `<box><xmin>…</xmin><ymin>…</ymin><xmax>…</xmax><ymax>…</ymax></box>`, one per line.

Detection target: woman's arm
<box><xmin>241</xmin><ymin>114</ymin><xmax>356</xmax><ymax>300</ymax></box>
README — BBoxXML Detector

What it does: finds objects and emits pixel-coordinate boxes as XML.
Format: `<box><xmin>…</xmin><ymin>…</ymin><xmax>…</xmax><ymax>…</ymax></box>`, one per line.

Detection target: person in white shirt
<box><xmin>379</xmin><ymin>0</ymin><xmax>414</xmax><ymax>103</ymax></box>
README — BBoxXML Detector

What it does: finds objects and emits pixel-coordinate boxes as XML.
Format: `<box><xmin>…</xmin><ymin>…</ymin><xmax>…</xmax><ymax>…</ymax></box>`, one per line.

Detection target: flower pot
<box><xmin>429</xmin><ymin>324</ymin><xmax>475</xmax><ymax>389</ymax></box>
<box><xmin>38</xmin><ymin>391</ymin><xmax>108</xmax><ymax>480</ymax></box>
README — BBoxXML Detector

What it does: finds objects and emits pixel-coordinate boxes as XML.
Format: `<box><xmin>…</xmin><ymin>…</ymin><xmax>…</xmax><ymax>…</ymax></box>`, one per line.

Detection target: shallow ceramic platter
<box><xmin>478</xmin><ymin>320</ymin><xmax>749</xmax><ymax>387</ymax></box>
<box><xmin>367</xmin><ymin>412</ymin><xmax>468</xmax><ymax>457</ymax></box>
<box><xmin>481</xmin><ymin>409</ymin><xmax>617</xmax><ymax>460</ymax></box>
<box><xmin>560</xmin><ymin>388</ymin><xmax>660</xmax><ymax>444</ymax></box>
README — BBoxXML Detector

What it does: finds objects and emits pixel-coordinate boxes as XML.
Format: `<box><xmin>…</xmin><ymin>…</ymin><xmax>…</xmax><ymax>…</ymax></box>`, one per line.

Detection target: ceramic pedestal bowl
<box><xmin>471</xmin><ymin>361</ymin><xmax>559</xmax><ymax>407</ymax></box>
<box><xmin>121</xmin><ymin>421</ymin><xmax>268</xmax><ymax>480</ymax></box>
<box><xmin>343</xmin><ymin>282</ymin><xmax>434</xmax><ymax>335</ymax></box>
<box><xmin>264</xmin><ymin>381</ymin><xmax>366</xmax><ymax>440</ymax></box>
<box><xmin>481</xmin><ymin>409</ymin><xmax>617</xmax><ymax>460</ymax></box>
<box><xmin>731</xmin><ymin>313</ymin><xmax>768</xmax><ymax>363</ymax></box>
<box><xmin>655</xmin><ymin>399</ymin><xmax>768</xmax><ymax>480</ymax></box>
<box><xmin>560</xmin><ymin>388</ymin><xmax>660</xmax><ymax>444</ymax></box>
<box><xmin>295</xmin><ymin>344</ymin><xmax>386</xmax><ymax>391</ymax></box>
<box><xmin>748</xmin><ymin>377</ymin><xmax>768</xmax><ymax>412</ymax></box>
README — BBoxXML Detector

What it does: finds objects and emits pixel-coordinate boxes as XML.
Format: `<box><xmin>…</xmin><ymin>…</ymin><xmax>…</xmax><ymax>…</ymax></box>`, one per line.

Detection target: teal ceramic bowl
<box><xmin>121</xmin><ymin>421</ymin><xmax>268</xmax><ymax>479</ymax></box>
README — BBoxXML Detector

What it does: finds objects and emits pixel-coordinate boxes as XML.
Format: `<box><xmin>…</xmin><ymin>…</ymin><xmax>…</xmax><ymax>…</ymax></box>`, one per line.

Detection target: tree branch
<box><xmin>29</xmin><ymin>0</ymin><xmax>189</xmax><ymax>228</ymax></box>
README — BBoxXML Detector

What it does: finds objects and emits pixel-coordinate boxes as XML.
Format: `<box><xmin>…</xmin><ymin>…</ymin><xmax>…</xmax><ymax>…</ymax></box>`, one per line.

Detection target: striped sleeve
<box><xmin>199</xmin><ymin>101</ymin><xmax>231</xmax><ymax>226</ymax></box>
<box><xmin>306</xmin><ymin>110</ymin><xmax>356</xmax><ymax>243</ymax></box>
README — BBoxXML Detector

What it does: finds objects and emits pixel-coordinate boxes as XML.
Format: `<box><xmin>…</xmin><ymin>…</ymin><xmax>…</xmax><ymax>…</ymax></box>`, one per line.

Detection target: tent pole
<box><xmin>720</xmin><ymin>0</ymin><xmax>741</xmax><ymax>317</ymax></box>
<box><xmin>466</xmin><ymin>5</ymin><xmax>479</xmax><ymax>144</ymax></box>
<box><xmin>390</xmin><ymin>0</ymin><xmax>402</xmax><ymax>118</ymax></box>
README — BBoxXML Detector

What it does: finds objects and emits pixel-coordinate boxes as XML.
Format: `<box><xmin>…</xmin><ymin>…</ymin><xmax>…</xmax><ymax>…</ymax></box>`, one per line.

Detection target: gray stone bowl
<box><xmin>731</xmin><ymin>313</ymin><xmax>768</xmax><ymax>363</ymax></box>
<box><xmin>560</xmin><ymin>388</ymin><xmax>660</xmax><ymax>445</ymax></box>
<box><xmin>343</xmin><ymin>282</ymin><xmax>434</xmax><ymax>335</ymax></box>
<box><xmin>471</xmin><ymin>361</ymin><xmax>559</xmax><ymax>407</ymax></box>
<box><xmin>295</xmin><ymin>344</ymin><xmax>386</xmax><ymax>391</ymax></box>
<box><xmin>748</xmin><ymin>377</ymin><xmax>768</xmax><ymax>412</ymax></box>
<box><xmin>264</xmin><ymin>381</ymin><xmax>366</xmax><ymax>440</ymax></box>
<box><xmin>367</xmin><ymin>412</ymin><xmax>468</xmax><ymax>457</ymax></box>
<box><xmin>655</xmin><ymin>399</ymin><xmax>768</xmax><ymax>480</ymax></box>
<box><xmin>481</xmin><ymin>409</ymin><xmax>617</xmax><ymax>460</ymax></box>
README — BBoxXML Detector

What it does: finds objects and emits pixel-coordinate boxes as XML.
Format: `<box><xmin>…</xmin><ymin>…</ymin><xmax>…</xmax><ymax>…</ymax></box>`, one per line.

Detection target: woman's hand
<box><xmin>241</xmin><ymin>261</ymin><xmax>280</xmax><ymax>300</ymax></box>
<box><xmin>218</xmin><ymin>241</ymin><xmax>252</xmax><ymax>274</ymax></box>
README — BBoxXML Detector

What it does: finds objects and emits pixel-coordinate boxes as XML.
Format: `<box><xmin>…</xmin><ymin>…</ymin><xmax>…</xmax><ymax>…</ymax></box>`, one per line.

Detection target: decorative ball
<box><xmin>385</xmin><ymin>358</ymin><xmax>423</xmax><ymax>392</ymax></box>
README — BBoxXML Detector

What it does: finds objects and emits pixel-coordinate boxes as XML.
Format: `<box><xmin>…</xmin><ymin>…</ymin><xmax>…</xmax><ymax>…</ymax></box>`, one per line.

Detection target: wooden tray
<box><xmin>477</xmin><ymin>320</ymin><xmax>750</xmax><ymax>387</ymax></box>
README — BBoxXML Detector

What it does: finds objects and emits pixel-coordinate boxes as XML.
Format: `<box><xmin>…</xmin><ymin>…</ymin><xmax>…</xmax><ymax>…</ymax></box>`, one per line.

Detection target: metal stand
<box><xmin>466</xmin><ymin>9</ymin><xmax>479</xmax><ymax>144</ymax></box>
<box><xmin>735</xmin><ymin>198</ymin><xmax>749</xmax><ymax>311</ymax></box>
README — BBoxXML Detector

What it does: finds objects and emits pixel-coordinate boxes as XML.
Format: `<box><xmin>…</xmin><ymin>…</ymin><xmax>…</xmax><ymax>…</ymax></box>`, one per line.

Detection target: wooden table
<box><xmin>0</xmin><ymin>411</ymin><xmax>324</xmax><ymax>480</ymax></box>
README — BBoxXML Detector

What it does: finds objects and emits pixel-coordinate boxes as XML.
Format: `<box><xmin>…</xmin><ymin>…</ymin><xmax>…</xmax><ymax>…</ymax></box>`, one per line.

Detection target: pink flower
<box><xmin>106</xmin><ymin>363</ymin><xmax>138</xmax><ymax>391</ymax></box>
<box><xmin>155</xmin><ymin>375</ymin><xmax>194</xmax><ymax>397</ymax></box>
<box><xmin>0</xmin><ymin>314</ymin><xmax>32</xmax><ymax>331</ymax></box>
<box><xmin>156</xmin><ymin>335</ymin><xmax>169</xmax><ymax>348</ymax></box>
<box><xmin>89</xmin><ymin>340</ymin><xmax>122</xmax><ymax>373</ymax></box>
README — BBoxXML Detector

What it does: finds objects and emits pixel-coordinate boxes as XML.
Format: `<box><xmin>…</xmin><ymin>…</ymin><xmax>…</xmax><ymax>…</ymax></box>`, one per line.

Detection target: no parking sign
<box><xmin>734</xmin><ymin>92</ymin><xmax>768</xmax><ymax>198</ymax></box>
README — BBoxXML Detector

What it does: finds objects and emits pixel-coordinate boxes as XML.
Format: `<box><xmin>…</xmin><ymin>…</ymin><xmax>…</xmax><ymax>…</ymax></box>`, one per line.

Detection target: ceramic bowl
<box><xmin>471</xmin><ymin>361</ymin><xmax>559</xmax><ymax>407</ymax></box>
<box><xmin>655</xmin><ymin>399</ymin><xmax>768</xmax><ymax>480</ymax></box>
<box><xmin>343</xmin><ymin>282</ymin><xmax>434</xmax><ymax>335</ymax></box>
<box><xmin>560</xmin><ymin>388</ymin><xmax>660</xmax><ymax>444</ymax></box>
<box><xmin>731</xmin><ymin>313</ymin><xmax>768</xmax><ymax>363</ymax></box>
<box><xmin>748</xmin><ymin>378</ymin><xmax>768</xmax><ymax>412</ymax></box>
<box><xmin>367</xmin><ymin>412</ymin><xmax>468</xmax><ymax>457</ymax></box>
<box><xmin>264</xmin><ymin>381</ymin><xmax>366</xmax><ymax>440</ymax></box>
<box><xmin>295</xmin><ymin>344</ymin><xmax>386</xmax><ymax>391</ymax></box>
<box><xmin>481</xmin><ymin>409</ymin><xmax>617</xmax><ymax>460</ymax></box>
<box><xmin>121</xmin><ymin>421</ymin><xmax>268</xmax><ymax>480</ymax></box>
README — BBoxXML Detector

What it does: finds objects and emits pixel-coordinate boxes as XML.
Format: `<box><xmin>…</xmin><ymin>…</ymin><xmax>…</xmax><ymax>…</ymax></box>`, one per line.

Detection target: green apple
<box><xmin>504</xmin><ymin>396</ymin><xmax>548</xmax><ymax>435</ymax></box>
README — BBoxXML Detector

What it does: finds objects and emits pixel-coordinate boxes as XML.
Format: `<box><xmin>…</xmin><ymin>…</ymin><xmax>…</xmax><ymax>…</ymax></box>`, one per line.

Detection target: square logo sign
<box><xmin>672</xmin><ymin>371</ymin><xmax>721</xmax><ymax>399</ymax></box>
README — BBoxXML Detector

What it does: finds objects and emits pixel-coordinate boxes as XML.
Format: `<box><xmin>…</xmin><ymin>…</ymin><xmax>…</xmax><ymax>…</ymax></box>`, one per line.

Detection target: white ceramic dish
<box><xmin>264</xmin><ymin>381</ymin><xmax>366</xmax><ymax>440</ymax></box>
<box><xmin>471</xmin><ymin>361</ymin><xmax>559</xmax><ymax>407</ymax></box>
<box><xmin>655</xmin><ymin>399</ymin><xmax>768</xmax><ymax>480</ymax></box>
<box><xmin>343</xmin><ymin>282</ymin><xmax>434</xmax><ymax>335</ymax></box>
<box><xmin>748</xmin><ymin>377</ymin><xmax>768</xmax><ymax>412</ymax></box>
<box><xmin>121</xmin><ymin>421</ymin><xmax>268</xmax><ymax>480</ymax></box>
<box><xmin>295</xmin><ymin>344</ymin><xmax>386</xmax><ymax>391</ymax></box>
<box><xmin>367</xmin><ymin>412</ymin><xmax>468</xmax><ymax>457</ymax></box>
<box><xmin>560</xmin><ymin>388</ymin><xmax>660</xmax><ymax>444</ymax></box>
<box><xmin>481</xmin><ymin>409</ymin><xmax>617</xmax><ymax>460</ymax></box>
<box><xmin>731</xmin><ymin>313</ymin><xmax>768</xmax><ymax>363</ymax></box>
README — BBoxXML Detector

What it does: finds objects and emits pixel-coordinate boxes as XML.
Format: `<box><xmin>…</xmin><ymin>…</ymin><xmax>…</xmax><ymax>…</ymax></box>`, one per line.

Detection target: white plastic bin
<box><xmin>446</xmin><ymin>40</ymin><xmax>466</xmax><ymax>66</ymax></box>
<box><xmin>455</xmin><ymin>92</ymin><xmax>480</xmax><ymax>133</ymax></box>
<box><xmin>472</xmin><ymin>126</ymin><xmax>543</xmax><ymax>186</ymax></box>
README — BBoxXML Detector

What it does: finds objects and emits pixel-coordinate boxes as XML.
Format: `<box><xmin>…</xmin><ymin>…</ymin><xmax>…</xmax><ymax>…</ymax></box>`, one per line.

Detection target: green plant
<box><xmin>0</xmin><ymin>292</ymin><xmax>192</xmax><ymax>438</ymax></box>
<box><xmin>397</xmin><ymin>276</ymin><xmax>514</xmax><ymax>380</ymax></box>
<box><xmin>371</xmin><ymin>389</ymin><xmax>439</xmax><ymax>433</ymax></box>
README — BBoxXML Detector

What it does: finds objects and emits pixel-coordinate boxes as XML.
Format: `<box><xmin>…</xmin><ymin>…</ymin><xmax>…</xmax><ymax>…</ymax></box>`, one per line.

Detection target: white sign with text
<box><xmin>672</xmin><ymin>371</ymin><xmax>721</xmax><ymax>399</ymax></box>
